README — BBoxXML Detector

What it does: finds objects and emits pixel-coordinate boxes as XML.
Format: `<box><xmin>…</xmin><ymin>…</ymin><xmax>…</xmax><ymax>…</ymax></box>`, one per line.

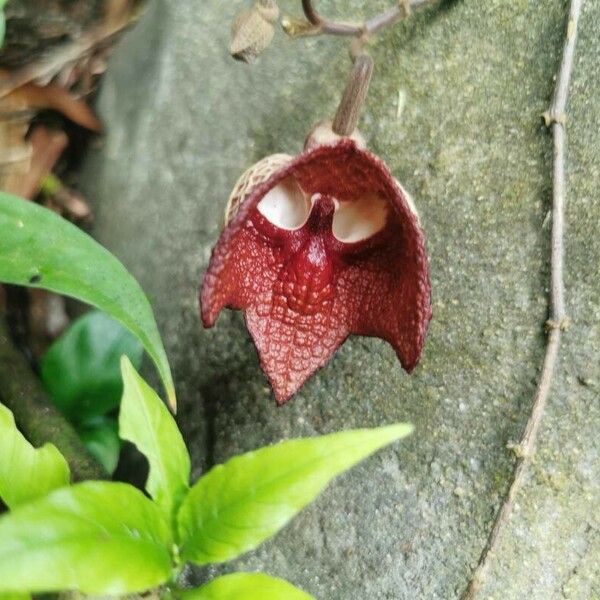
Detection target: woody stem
<box><xmin>301</xmin><ymin>0</ymin><xmax>321</xmax><ymax>25</ymax></box>
<box><xmin>300</xmin><ymin>0</ymin><xmax>361</xmax><ymax>35</ymax></box>
<box><xmin>461</xmin><ymin>0</ymin><xmax>582</xmax><ymax>597</ymax></box>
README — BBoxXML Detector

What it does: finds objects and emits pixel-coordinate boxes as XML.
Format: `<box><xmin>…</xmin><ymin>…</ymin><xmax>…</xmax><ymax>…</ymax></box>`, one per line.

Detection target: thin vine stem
<box><xmin>366</xmin><ymin>0</ymin><xmax>434</xmax><ymax>34</ymax></box>
<box><xmin>461</xmin><ymin>0</ymin><xmax>582</xmax><ymax>597</ymax></box>
<box><xmin>287</xmin><ymin>0</ymin><xmax>436</xmax><ymax>38</ymax></box>
<box><xmin>301</xmin><ymin>0</ymin><xmax>323</xmax><ymax>25</ymax></box>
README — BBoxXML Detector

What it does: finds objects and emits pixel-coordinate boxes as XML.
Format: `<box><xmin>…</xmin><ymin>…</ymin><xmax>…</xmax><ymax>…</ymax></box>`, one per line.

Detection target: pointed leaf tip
<box><xmin>178</xmin><ymin>422</ymin><xmax>413</xmax><ymax>565</ymax></box>
<box><xmin>119</xmin><ymin>356</ymin><xmax>190</xmax><ymax>521</ymax></box>
<box><xmin>167</xmin><ymin>388</ymin><xmax>177</xmax><ymax>413</ymax></box>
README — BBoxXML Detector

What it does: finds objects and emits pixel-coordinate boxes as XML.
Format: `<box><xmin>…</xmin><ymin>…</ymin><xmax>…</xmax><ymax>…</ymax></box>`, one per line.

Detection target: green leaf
<box><xmin>0</xmin><ymin>192</ymin><xmax>175</xmax><ymax>409</ymax></box>
<box><xmin>0</xmin><ymin>404</ymin><xmax>70</xmax><ymax>510</ymax></box>
<box><xmin>0</xmin><ymin>0</ymin><xmax>7</xmax><ymax>48</ymax></box>
<box><xmin>41</xmin><ymin>310</ymin><xmax>143</xmax><ymax>421</ymax></box>
<box><xmin>178</xmin><ymin>423</ymin><xmax>413</xmax><ymax>565</ymax></box>
<box><xmin>78</xmin><ymin>416</ymin><xmax>121</xmax><ymax>475</ymax></box>
<box><xmin>181</xmin><ymin>573</ymin><xmax>313</xmax><ymax>600</ymax></box>
<box><xmin>0</xmin><ymin>481</ymin><xmax>173</xmax><ymax>595</ymax></box>
<box><xmin>119</xmin><ymin>357</ymin><xmax>190</xmax><ymax>522</ymax></box>
<box><xmin>0</xmin><ymin>593</ymin><xmax>31</xmax><ymax>600</ymax></box>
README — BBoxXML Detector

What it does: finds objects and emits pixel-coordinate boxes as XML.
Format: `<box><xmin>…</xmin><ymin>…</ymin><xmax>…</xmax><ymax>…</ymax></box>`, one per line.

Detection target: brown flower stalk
<box><xmin>288</xmin><ymin>0</ymin><xmax>438</xmax><ymax>139</ymax></box>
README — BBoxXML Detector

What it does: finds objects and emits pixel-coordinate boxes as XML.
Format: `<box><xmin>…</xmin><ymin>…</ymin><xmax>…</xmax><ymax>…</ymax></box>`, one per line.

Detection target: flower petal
<box><xmin>200</xmin><ymin>139</ymin><xmax>431</xmax><ymax>403</ymax></box>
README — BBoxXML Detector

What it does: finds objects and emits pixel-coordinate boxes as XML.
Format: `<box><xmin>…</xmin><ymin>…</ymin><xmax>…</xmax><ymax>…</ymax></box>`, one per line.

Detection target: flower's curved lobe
<box><xmin>201</xmin><ymin>139</ymin><xmax>431</xmax><ymax>404</ymax></box>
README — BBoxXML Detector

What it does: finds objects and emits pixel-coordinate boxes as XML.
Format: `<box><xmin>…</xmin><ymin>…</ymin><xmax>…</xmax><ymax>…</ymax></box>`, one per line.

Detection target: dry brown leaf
<box><xmin>0</xmin><ymin>76</ymin><xmax>34</xmax><ymax>195</ymax></box>
<box><xmin>43</xmin><ymin>176</ymin><xmax>93</xmax><ymax>223</ymax></box>
<box><xmin>0</xmin><ymin>67</ymin><xmax>101</xmax><ymax>195</ymax></box>
<box><xmin>13</xmin><ymin>126</ymin><xmax>69</xmax><ymax>200</ymax></box>
<box><xmin>10</xmin><ymin>82</ymin><xmax>102</xmax><ymax>131</ymax></box>
<box><xmin>105</xmin><ymin>0</ymin><xmax>137</xmax><ymax>30</ymax></box>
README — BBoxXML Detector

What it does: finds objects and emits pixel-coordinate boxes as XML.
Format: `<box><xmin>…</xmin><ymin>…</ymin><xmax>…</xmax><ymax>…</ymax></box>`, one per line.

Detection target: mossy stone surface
<box><xmin>81</xmin><ymin>1</ymin><xmax>600</xmax><ymax>597</ymax></box>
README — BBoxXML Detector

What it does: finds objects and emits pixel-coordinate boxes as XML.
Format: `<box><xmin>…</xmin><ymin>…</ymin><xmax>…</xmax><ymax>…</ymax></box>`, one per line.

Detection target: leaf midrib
<box><xmin>180</xmin><ymin>434</ymin><xmax>397</xmax><ymax>557</ymax></box>
<box><xmin>0</xmin><ymin>531</ymin><xmax>170</xmax><ymax>561</ymax></box>
<box><xmin>128</xmin><ymin>377</ymin><xmax>169</xmax><ymax>504</ymax></box>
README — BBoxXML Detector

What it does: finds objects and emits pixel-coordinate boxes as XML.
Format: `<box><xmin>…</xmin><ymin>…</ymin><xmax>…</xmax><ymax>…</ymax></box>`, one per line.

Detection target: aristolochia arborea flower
<box><xmin>200</xmin><ymin>134</ymin><xmax>431</xmax><ymax>405</ymax></box>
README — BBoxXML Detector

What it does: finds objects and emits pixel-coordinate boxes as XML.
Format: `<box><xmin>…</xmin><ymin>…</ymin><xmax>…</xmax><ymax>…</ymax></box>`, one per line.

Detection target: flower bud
<box><xmin>230</xmin><ymin>0</ymin><xmax>280</xmax><ymax>63</ymax></box>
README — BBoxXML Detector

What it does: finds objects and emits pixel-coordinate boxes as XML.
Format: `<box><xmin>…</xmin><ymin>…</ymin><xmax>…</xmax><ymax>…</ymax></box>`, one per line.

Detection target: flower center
<box><xmin>257</xmin><ymin>177</ymin><xmax>389</xmax><ymax>243</ymax></box>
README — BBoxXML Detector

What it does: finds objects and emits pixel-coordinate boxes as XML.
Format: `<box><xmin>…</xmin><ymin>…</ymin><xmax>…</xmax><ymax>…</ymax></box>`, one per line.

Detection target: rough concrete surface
<box><xmin>80</xmin><ymin>1</ymin><xmax>600</xmax><ymax>598</ymax></box>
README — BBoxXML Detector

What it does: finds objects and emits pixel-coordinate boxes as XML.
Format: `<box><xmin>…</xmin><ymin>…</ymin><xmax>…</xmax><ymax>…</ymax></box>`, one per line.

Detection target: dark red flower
<box><xmin>200</xmin><ymin>138</ymin><xmax>431</xmax><ymax>404</ymax></box>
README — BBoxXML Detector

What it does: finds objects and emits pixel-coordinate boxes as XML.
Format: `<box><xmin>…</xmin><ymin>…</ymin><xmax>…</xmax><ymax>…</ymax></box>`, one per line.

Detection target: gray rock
<box><xmin>80</xmin><ymin>0</ymin><xmax>600</xmax><ymax>598</ymax></box>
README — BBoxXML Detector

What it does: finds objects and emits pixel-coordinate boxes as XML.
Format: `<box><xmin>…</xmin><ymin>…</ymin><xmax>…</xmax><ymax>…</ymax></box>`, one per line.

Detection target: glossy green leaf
<box><xmin>181</xmin><ymin>573</ymin><xmax>313</xmax><ymax>600</ymax></box>
<box><xmin>119</xmin><ymin>357</ymin><xmax>190</xmax><ymax>521</ymax></box>
<box><xmin>0</xmin><ymin>481</ymin><xmax>173</xmax><ymax>594</ymax></box>
<box><xmin>0</xmin><ymin>404</ymin><xmax>69</xmax><ymax>510</ymax></box>
<box><xmin>41</xmin><ymin>310</ymin><xmax>143</xmax><ymax>421</ymax></box>
<box><xmin>0</xmin><ymin>192</ymin><xmax>175</xmax><ymax>409</ymax></box>
<box><xmin>78</xmin><ymin>416</ymin><xmax>121</xmax><ymax>474</ymax></box>
<box><xmin>178</xmin><ymin>423</ymin><xmax>413</xmax><ymax>565</ymax></box>
<box><xmin>0</xmin><ymin>593</ymin><xmax>31</xmax><ymax>600</ymax></box>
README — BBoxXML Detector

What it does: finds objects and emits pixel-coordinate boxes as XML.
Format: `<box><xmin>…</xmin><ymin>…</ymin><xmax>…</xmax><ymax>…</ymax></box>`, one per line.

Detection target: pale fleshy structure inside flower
<box><xmin>200</xmin><ymin>139</ymin><xmax>431</xmax><ymax>405</ymax></box>
<box><xmin>257</xmin><ymin>177</ymin><xmax>390</xmax><ymax>243</ymax></box>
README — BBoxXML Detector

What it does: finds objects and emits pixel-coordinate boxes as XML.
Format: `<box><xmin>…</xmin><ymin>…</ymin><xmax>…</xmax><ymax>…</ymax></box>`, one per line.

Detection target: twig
<box><xmin>299</xmin><ymin>0</ymin><xmax>362</xmax><ymax>36</ymax></box>
<box><xmin>365</xmin><ymin>0</ymin><xmax>434</xmax><ymax>35</ymax></box>
<box><xmin>285</xmin><ymin>0</ymin><xmax>437</xmax><ymax>39</ymax></box>
<box><xmin>0</xmin><ymin>316</ymin><xmax>106</xmax><ymax>481</ymax></box>
<box><xmin>461</xmin><ymin>1</ymin><xmax>582</xmax><ymax>597</ymax></box>
<box><xmin>301</xmin><ymin>0</ymin><xmax>321</xmax><ymax>25</ymax></box>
